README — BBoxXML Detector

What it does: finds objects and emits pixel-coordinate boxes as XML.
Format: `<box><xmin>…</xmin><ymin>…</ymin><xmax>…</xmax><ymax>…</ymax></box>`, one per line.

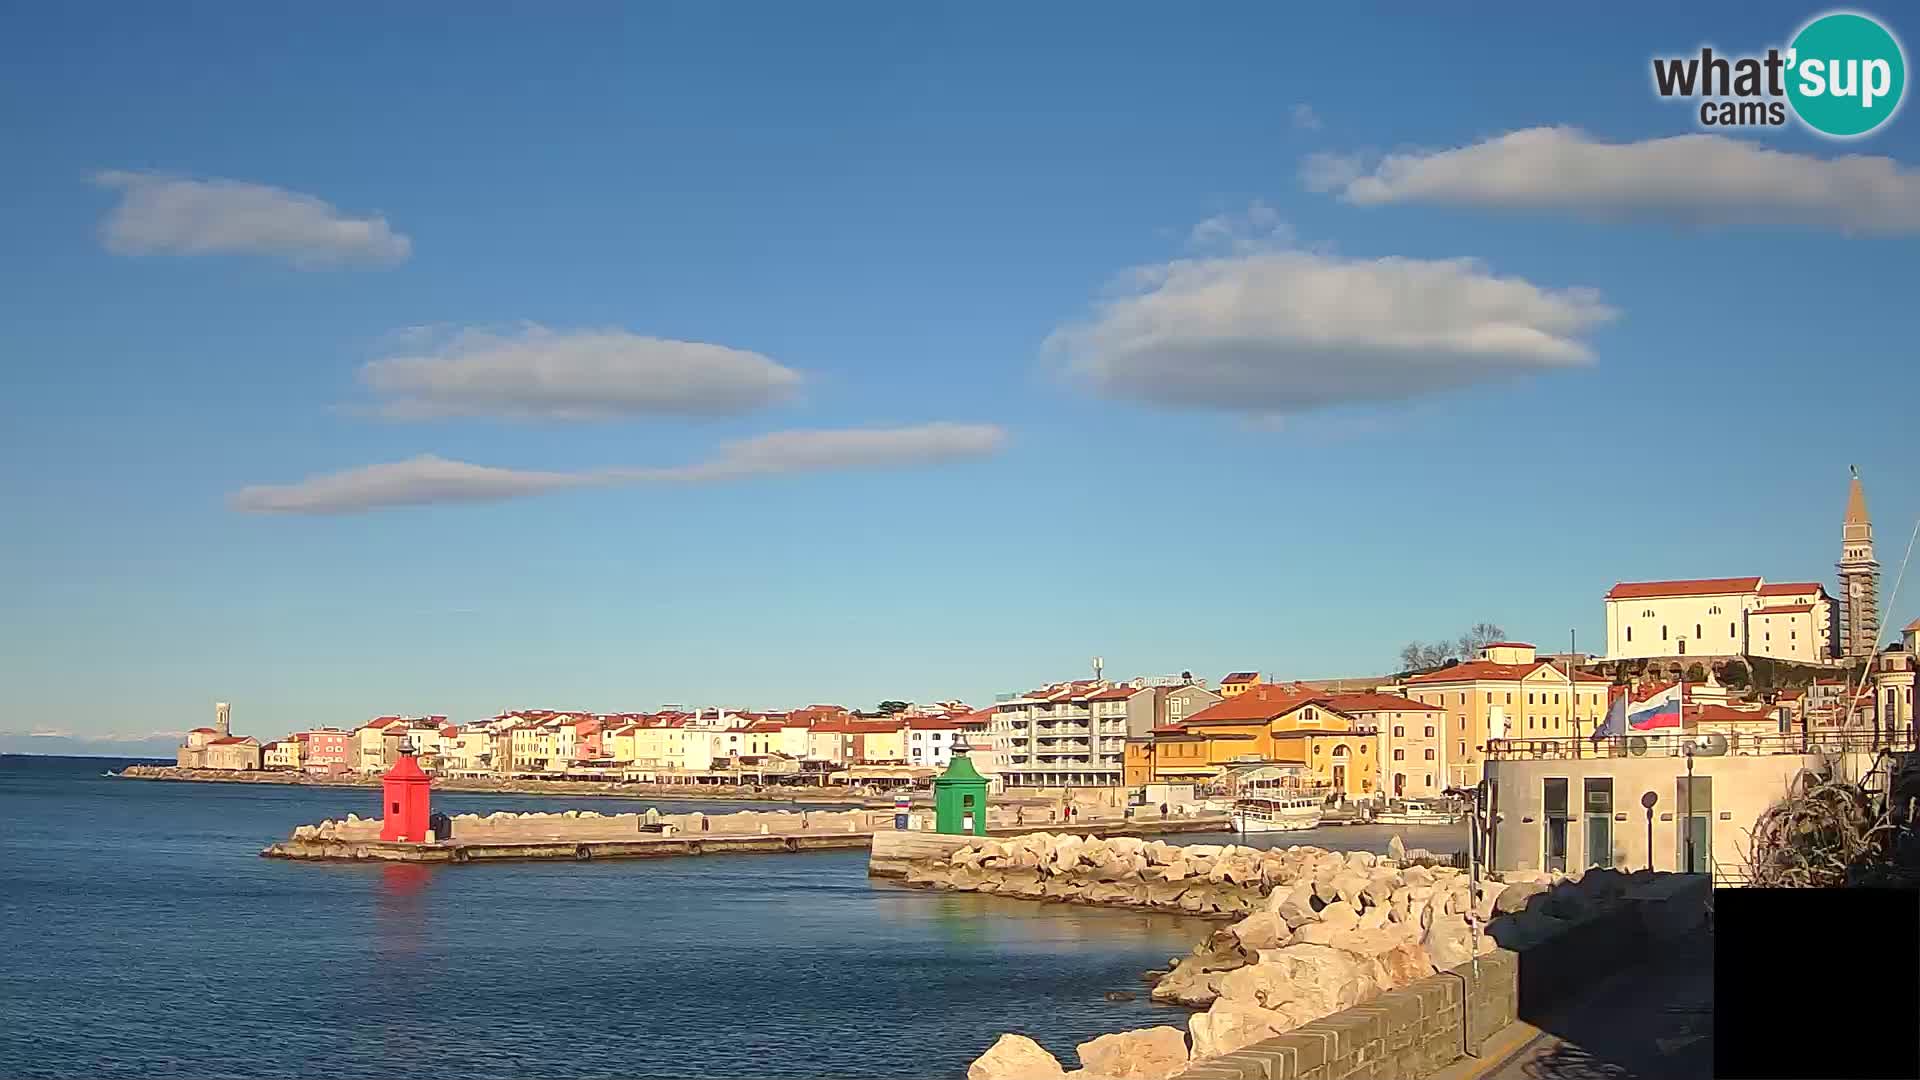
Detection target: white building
<box><xmin>989</xmin><ymin>681</ymin><xmax>1127</xmax><ymax>788</ymax></box>
<box><xmin>904</xmin><ymin>716</ymin><xmax>963</xmax><ymax>768</ymax></box>
<box><xmin>1604</xmin><ymin>577</ymin><xmax>1838</xmax><ymax>664</ymax></box>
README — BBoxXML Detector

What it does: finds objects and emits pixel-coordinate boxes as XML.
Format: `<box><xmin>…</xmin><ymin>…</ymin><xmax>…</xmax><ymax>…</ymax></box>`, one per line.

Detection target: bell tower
<box><xmin>1837</xmin><ymin>466</ymin><xmax>1880</xmax><ymax>659</ymax></box>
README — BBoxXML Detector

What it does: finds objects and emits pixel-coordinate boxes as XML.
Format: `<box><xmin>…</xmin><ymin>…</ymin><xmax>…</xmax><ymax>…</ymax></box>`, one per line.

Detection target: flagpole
<box><xmin>1569</xmin><ymin>628</ymin><xmax>1579</xmax><ymax>756</ymax></box>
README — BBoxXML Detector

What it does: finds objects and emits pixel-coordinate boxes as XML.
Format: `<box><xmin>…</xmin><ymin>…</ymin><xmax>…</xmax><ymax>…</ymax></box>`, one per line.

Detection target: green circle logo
<box><xmin>1787</xmin><ymin>12</ymin><xmax>1906</xmax><ymax>137</ymax></box>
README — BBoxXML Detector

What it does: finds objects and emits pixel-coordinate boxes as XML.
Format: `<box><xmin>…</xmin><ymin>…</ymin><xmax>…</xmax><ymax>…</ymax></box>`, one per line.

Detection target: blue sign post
<box><xmin>894</xmin><ymin>792</ymin><xmax>911</xmax><ymax>831</ymax></box>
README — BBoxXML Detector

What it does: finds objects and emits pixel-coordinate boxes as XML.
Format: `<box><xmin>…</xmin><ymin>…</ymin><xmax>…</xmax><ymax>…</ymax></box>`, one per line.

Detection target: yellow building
<box><xmin>1395</xmin><ymin>642</ymin><xmax>1611</xmax><ymax>788</ymax></box>
<box><xmin>1125</xmin><ymin>685</ymin><xmax>1368</xmax><ymax>796</ymax></box>
<box><xmin>1219</xmin><ymin>672</ymin><xmax>1261</xmax><ymax>698</ymax></box>
<box><xmin>263</xmin><ymin>739</ymin><xmax>303</xmax><ymax>771</ymax></box>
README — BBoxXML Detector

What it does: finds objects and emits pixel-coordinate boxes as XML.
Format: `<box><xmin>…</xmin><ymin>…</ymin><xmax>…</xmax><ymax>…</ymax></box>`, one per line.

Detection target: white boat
<box><xmin>1230</xmin><ymin>795</ymin><xmax>1324</xmax><ymax>833</ymax></box>
<box><xmin>1373</xmin><ymin>799</ymin><xmax>1461</xmax><ymax>826</ymax></box>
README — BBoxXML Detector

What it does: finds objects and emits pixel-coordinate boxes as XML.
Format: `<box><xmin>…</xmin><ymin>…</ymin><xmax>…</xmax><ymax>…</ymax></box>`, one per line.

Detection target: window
<box><xmin>1505</xmin><ymin>693</ymin><xmax>1513</xmax><ymax>704</ymax></box>
<box><xmin>1424</xmin><ymin>726</ymin><xmax>1435</xmax><ymax>738</ymax></box>
<box><xmin>1393</xmin><ymin>725</ymin><xmax>1405</xmax><ymax>737</ymax></box>
<box><xmin>1424</xmin><ymin>749</ymin><xmax>1435</xmax><ymax>760</ymax></box>
<box><xmin>1626</xmin><ymin>627</ymin><xmax>1632</xmax><ymax>642</ymax></box>
<box><xmin>1457</xmin><ymin>693</ymin><xmax>1466</xmax><ymax>705</ymax></box>
<box><xmin>1458</xmin><ymin>740</ymin><xmax>1466</xmax><ymax>756</ymax></box>
<box><xmin>1528</xmin><ymin>716</ymin><xmax>1535</xmax><ymax>729</ymax></box>
<box><xmin>1729</xmin><ymin>622</ymin><xmax>1736</xmax><ymax>638</ymax></box>
<box><xmin>1695</xmin><ymin>624</ymin><xmax>1702</xmax><ymax>639</ymax></box>
<box><xmin>1662</xmin><ymin>625</ymin><xmax>1668</xmax><ymax>640</ymax></box>
<box><xmin>1394</xmin><ymin>749</ymin><xmax>1405</xmax><ymax>761</ymax></box>
<box><xmin>1528</xmin><ymin>693</ymin><xmax>1535</xmax><ymax>705</ymax></box>
<box><xmin>1426</xmin><ymin>774</ymin><xmax>1434</xmax><ymax>787</ymax></box>
<box><xmin>1708</xmin><ymin>605</ymin><xmax>1721</xmax><ymax>615</ymax></box>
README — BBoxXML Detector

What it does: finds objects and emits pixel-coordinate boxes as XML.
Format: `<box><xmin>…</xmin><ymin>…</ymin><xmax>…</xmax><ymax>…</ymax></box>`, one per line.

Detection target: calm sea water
<box><xmin>0</xmin><ymin>755</ymin><xmax>1466</xmax><ymax>1080</ymax></box>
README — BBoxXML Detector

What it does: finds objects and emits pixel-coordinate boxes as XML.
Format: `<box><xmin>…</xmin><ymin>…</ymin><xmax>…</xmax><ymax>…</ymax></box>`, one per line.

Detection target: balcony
<box><xmin>1486</xmin><ymin>729</ymin><xmax>1911</xmax><ymax>761</ymax></box>
<box><xmin>1035</xmin><ymin>742</ymin><xmax>1093</xmax><ymax>756</ymax></box>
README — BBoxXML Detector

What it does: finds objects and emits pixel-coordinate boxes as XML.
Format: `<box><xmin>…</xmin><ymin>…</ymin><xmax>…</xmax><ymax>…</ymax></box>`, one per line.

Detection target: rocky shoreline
<box><xmin>908</xmin><ymin>833</ymin><xmax>1641</xmax><ymax>1080</ymax></box>
<box><xmin>116</xmin><ymin>764</ymin><xmax>877</xmax><ymax>805</ymax></box>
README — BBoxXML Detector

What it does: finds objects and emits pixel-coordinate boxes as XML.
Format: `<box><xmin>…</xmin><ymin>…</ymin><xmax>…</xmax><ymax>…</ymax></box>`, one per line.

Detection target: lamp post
<box><xmin>1683</xmin><ymin>745</ymin><xmax>1697</xmax><ymax>874</ymax></box>
<box><xmin>1640</xmin><ymin>791</ymin><xmax>1658</xmax><ymax>871</ymax></box>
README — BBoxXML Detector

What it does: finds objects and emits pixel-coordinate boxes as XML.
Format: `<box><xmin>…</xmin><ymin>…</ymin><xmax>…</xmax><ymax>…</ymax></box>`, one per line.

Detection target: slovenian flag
<box><xmin>1628</xmin><ymin>685</ymin><xmax>1684</xmax><ymax>731</ymax></box>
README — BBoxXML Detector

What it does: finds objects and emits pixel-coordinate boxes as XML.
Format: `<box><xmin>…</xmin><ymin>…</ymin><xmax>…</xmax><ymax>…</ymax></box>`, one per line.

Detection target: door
<box><xmin>1681</xmin><ymin>815</ymin><xmax>1711</xmax><ymax>873</ymax></box>
<box><xmin>1543</xmin><ymin>777</ymin><xmax>1569</xmax><ymax>872</ymax></box>
<box><xmin>1585</xmin><ymin>815</ymin><xmax>1612</xmax><ymax>870</ymax></box>
<box><xmin>1331</xmin><ymin>763</ymin><xmax>1347</xmax><ymax>794</ymax></box>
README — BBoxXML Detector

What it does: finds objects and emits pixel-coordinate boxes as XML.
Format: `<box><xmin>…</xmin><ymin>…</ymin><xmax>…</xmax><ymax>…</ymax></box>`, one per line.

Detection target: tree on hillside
<box><xmin>1398</xmin><ymin>621</ymin><xmax>1508</xmax><ymax>674</ymax></box>
<box><xmin>1456</xmin><ymin>622</ymin><xmax>1509</xmax><ymax>661</ymax></box>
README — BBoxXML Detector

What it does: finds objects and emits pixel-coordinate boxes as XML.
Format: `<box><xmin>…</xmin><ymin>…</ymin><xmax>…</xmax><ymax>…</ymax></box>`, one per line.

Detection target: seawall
<box><xmin>944</xmin><ymin>832</ymin><xmax>1709</xmax><ymax>1080</ymax></box>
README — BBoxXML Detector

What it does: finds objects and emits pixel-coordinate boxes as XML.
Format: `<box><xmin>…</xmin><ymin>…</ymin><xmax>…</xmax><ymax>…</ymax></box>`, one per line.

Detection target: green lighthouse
<box><xmin>933</xmin><ymin>736</ymin><xmax>989</xmax><ymax>836</ymax></box>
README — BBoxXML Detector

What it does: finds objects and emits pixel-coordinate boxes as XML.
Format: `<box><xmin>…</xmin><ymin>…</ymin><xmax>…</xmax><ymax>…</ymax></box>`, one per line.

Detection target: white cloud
<box><xmin>92</xmin><ymin>171</ymin><xmax>411</xmax><ymax>267</ymax></box>
<box><xmin>359</xmin><ymin>324</ymin><xmax>804</xmax><ymax>420</ymax></box>
<box><xmin>1048</xmin><ymin>248</ymin><xmax>1614</xmax><ymax>414</ymax></box>
<box><xmin>228</xmin><ymin>423</ymin><xmax>1007</xmax><ymax>514</ymax></box>
<box><xmin>1290</xmin><ymin>104</ymin><xmax>1322</xmax><ymax>132</ymax></box>
<box><xmin>1305</xmin><ymin>127</ymin><xmax>1920</xmax><ymax>233</ymax></box>
<box><xmin>1188</xmin><ymin>201</ymin><xmax>1294</xmax><ymax>253</ymax></box>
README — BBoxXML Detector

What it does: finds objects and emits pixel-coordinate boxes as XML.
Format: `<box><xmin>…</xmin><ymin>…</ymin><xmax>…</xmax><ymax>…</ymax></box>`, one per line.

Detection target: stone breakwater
<box><xmin>899</xmin><ymin>833</ymin><xmax>1458</xmax><ymax>917</ymax></box>
<box><xmin>902</xmin><ymin>833</ymin><xmax>1644</xmax><ymax>1080</ymax></box>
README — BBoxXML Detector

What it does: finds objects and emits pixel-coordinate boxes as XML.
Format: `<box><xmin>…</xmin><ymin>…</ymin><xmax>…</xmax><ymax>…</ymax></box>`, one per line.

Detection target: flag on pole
<box><xmin>1591</xmin><ymin>686</ymin><xmax>1628</xmax><ymax>740</ymax></box>
<box><xmin>1628</xmin><ymin>684</ymin><xmax>1684</xmax><ymax>731</ymax></box>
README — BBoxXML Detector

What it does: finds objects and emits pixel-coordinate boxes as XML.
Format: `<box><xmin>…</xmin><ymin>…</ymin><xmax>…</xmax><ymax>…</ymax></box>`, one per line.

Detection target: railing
<box><xmin>1486</xmin><ymin>729</ymin><xmax>1913</xmax><ymax>761</ymax></box>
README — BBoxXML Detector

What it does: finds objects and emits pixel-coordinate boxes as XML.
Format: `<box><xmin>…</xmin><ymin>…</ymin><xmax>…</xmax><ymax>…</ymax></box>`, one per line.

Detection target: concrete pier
<box><xmin>263</xmin><ymin>832</ymin><xmax>873</xmax><ymax>862</ymax></box>
<box><xmin>264</xmin><ymin>811</ymin><xmax>1233</xmax><ymax>864</ymax></box>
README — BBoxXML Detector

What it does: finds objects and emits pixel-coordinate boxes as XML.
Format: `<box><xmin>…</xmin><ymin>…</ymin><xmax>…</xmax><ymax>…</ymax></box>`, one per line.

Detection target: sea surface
<box><xmin>0</xmin><ymin>755</ymin><xmax>1464</xmax><ymax>1080</ymax></box>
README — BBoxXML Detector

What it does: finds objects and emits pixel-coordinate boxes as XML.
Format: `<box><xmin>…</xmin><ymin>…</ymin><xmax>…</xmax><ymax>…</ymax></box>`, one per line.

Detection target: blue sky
<box><xmin>4</xmin><ymin>3</ymin><xmax>1917</xmax><ymax>747</ymax></box>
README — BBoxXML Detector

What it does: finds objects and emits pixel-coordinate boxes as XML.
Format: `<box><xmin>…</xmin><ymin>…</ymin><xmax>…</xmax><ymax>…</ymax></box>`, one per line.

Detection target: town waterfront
<box><xmin>0</xmin><ymin>756</ymin><xmax>1438</xmax><ymax>1079</ymax></box>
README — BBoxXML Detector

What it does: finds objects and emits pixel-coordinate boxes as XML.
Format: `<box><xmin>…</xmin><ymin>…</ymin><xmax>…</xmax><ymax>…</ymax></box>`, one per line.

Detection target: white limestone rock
<box><xmin>968</xmin><ymin>1034</ymin><xmax>1065</xmax><ymax>1080</ymax></box>
<box><xmin>1075</xmin><ymin>1026</ymin><xmax>1189</xmax><ymax>1080</ymax></box>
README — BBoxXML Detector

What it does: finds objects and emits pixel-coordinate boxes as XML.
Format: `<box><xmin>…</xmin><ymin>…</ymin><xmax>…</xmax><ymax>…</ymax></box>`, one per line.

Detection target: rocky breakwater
<box><xmin>902</xmin><ymin>832</ymin><xmax>1455</xmax><ymax>918</ymax></box>
<box><xmin>958</xmin><ymin>834</ymin><xmax>1638</xmax><ymax>1080</ymax></box>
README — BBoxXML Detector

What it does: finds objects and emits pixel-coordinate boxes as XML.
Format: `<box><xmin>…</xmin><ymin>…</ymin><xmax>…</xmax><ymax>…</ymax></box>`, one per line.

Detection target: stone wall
<box><xmin>960</xmin><ymin>834</ymin><xmax>1689</xmax><ymax>1080</ymax></box>
<box><xmin>905</xmin><ymin>833</ymin><xmax>1458</xmax><ymax>918</ymax></box>
<box><xmin>289</xmin><ymin>807</ymin><xmax>892</xmax><ymax>844</ymax></box>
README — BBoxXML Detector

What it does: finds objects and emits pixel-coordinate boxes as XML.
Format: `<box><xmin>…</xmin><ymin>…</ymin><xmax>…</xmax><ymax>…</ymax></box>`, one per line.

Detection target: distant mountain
<box><xmin>0</xmin><ymin>732</ymin><xmax>184</xmax><ymax>759</ymax></box>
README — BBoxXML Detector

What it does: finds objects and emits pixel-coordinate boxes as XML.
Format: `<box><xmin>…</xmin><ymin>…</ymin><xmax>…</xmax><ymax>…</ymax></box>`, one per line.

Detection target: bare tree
<box><xmin>1398</xmin><ymin>640</ymin><xmax>1456</xmax><ymax>673</ymax></box>
<box><xmin>1400</xmin><ymin>622</ymin><xmax>1507</xmax><ymax>674</ymax></box>
<box><xmin>1455</xmin><ymin>622</ymin><xmax>1508</xmax><ymax>661</ymax></box>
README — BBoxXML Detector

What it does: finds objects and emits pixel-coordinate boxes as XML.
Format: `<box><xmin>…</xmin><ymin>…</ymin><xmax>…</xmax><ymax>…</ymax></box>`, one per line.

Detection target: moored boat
<box><xmin>1229</xmin><ymin>794</ymin><xmax>1324</xmax><ymax>833</ymax></box>
<box><xmin>1372</xmin><ymin>798</ymin><xmax>1461</xmax><ymax>826</ymax></box>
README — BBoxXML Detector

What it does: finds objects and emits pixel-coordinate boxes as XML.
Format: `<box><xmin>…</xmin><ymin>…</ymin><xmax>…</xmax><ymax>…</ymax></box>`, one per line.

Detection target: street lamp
<box><xmin>1683</xmin><ymin>745</ymin><xmax>1696</xmax><ymax>875</ymax></box>
<box><xmin>1640</xmin><ymin>791</ymin><xmax>1658</xmax><ymax>872</ymax></box>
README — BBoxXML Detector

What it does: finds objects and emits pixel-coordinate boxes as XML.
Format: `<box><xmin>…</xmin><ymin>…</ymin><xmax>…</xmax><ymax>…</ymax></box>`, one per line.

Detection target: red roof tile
<box><xmin>904</xmin><ymin>715</ymin><xmax>962</xmax><ymax>730</ymax></box>
<box><xmin>1087</xmin><ymin>686</ymin><xmax>1138</xmax><ymax>701</ymax></box>
<box><xmin>1606</xmin><ymin>577</ymin><xmax>1761</xmax><ymax>600</ymax></box>
<box><xmin>1406</xmin><ymin>661</ymin><xmax>1608</xmax><ymax>685</ymax></box>
<box><xmin>1752</xmin><ymin>604</ymin><xmax>1815</xmax><ymax>615</ymax></box>
<box><xmin>1319</xmin><ymin>691</ymin><xmax>1441</xmax><ymax>713</ymax></box>
<box><xmin>1182</xmin><ymin>686</ymin><xmax>1325</xmax><ymax>724</ymax></box>
<box><xmin>208</xmin><ymin>736</ymin><xmax>256</xmax><ymax>746</ymax></box>
<box><xmin>1758</xmin><ymin>582</ymin><xmax>1823</xmax><ymax>596</ymax></box>
<box><xmin>188</xmin><ymin>727</ymin><xmax>217</xmax><ymax>734</ymax></box>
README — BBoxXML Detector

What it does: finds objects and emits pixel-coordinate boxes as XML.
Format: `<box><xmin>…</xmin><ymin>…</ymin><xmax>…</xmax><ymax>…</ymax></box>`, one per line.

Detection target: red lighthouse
<box><xmin>379</xmin><ymin>751</ymin><xmax>433</xmax><ymax>843</ymax></box>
